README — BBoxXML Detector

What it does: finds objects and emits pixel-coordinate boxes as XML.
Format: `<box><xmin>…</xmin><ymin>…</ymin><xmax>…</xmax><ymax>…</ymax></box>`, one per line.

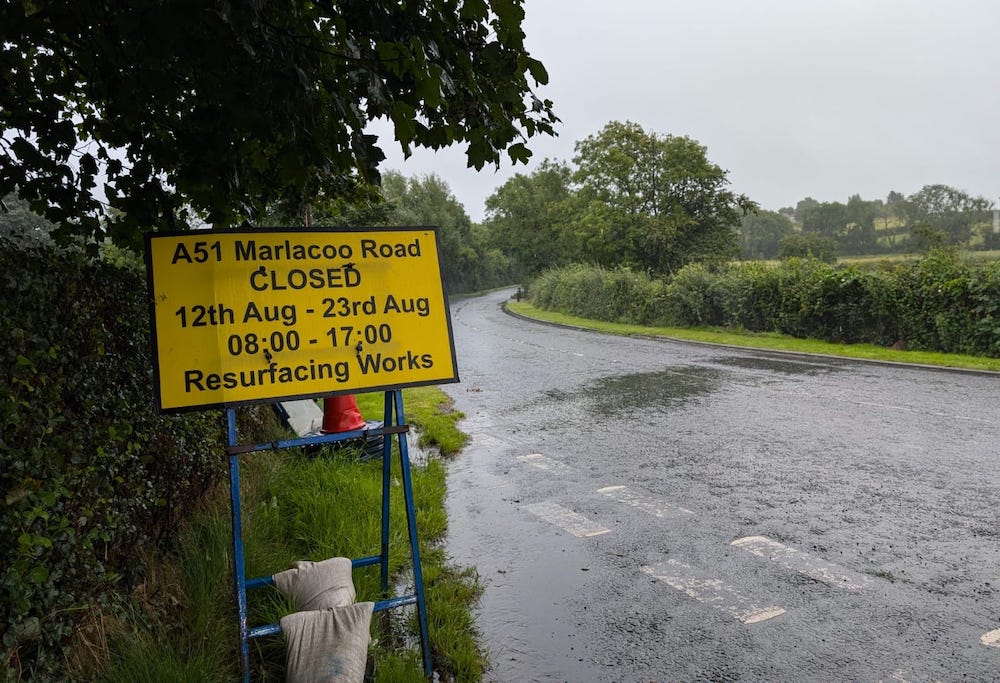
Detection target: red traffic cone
<box><xmin>321</xmin><ymin>395</ymin><xmax>366</xmax><ymax>433</ymax></box>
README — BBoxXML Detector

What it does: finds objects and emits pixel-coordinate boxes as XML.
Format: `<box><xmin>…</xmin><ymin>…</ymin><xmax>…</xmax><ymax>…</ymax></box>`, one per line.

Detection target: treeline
<box><xmin>530</xmin><ymin>253</ymin><xmax>1000</xmax><ymax>357</ymax></box>
<box><xmin>477</xmin><ymin>120</ymin><xmax>1000</xmax><ymax>358</ymax></box>
<box><xmin>469</xmin><ymin>120</ymin><xmax>997</xmax><ymax>273</ymax></box>
<box><xmin>741</xmin><ymin>186</ymin><xmax>998</xmax><ymax>261</ymax></box>
<box><xmin>261</xmin><ymin>172</ymin><xmax>517</xmax><ymax>294</ymax></box>
<box><xmin>280</xmin><ymin>120</ymin><xmax>757</xmax><ymax>293</ymax></box>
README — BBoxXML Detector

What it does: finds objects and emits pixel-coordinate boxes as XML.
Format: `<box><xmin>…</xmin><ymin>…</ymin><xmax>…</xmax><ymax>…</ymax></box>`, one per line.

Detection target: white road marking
<box><xmin>596</xmin><ymin>485</ymin><xmax>695</xmax><ymax>517</ymax></box>
<box><xmin>523</xmin><ymin>501</ymin><xmax>611</xmax><ymax>537</ymax></box>
<box><xmin>517</xmin><ymin>453</ymin><xmax>576</xmax><ymax>475</ymax></box>
<box><xmin>469</xmin><ymin>432</ymin><xmax>510</xmax><ymax>448</ymax></box>
<box><xmin>641</xmin><ymin>560</ymin><xmax>785</xmax><ymax>624</ymax></box>
<box><xmin>980</xmin><ymin>629</ymin><xmax>1000</xmax><ymax>647</ymax></box>
<box><xmin>731</xmin><ymin>535</ymin><xmax>872</xmax><ymax>590</ymax></box>
<box><xmin>875</xmin><ymin>670</ymin><xmax>942</xmax><ymax>683</ymax></box>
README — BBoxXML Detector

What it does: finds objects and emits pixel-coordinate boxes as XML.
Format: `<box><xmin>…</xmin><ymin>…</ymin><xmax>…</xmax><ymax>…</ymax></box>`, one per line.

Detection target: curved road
<box><xmin>441</xmin><ymin>289</ymin><xmax>1000</xmax><ymax>682</ymax></box>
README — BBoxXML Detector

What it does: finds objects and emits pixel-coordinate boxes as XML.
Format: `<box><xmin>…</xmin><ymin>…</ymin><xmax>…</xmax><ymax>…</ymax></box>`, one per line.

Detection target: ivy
<box><xmin>1</xmin><ymin>237</ymin><xmax>223</xmax><ymax>679</ymax></box>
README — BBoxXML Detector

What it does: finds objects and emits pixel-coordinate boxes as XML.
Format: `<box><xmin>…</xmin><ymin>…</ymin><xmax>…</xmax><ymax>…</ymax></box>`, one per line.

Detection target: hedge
<box><xmin>530</xmin><ymin>264</ymin><xmax>671</xmax><ymax>326</ymax></box>
<box><xmin>529</xmin><ymin>253</ymin><xmax>1000</xmax><ymax>357</ymax></box>
<box><xmin>1</xmin><ymin>236</ymin><xmax>224</xmax><ymax>679</ymax></box>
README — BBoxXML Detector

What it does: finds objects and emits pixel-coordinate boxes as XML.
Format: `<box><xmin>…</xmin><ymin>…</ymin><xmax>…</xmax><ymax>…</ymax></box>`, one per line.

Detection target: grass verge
<box><xmin>356</xmin><ymin>386</ymin><xmax>469</xmax><ymax>456</ymax></box>
<box><xmin>77</xmin><ymin>390</ymin><xmax>484</xmax><ymax>682</ymax></box>
<box><xmin>507</xmin><ymin>301</ymin><xmax>1000</xmax><ymax>373</ymax></box>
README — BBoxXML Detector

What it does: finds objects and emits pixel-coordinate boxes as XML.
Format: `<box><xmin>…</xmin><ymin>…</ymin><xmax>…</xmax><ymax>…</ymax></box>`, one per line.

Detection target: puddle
<box><xmin>712</xmin><ymin>355</ymin><xmax>842</xmax><ymax>376</ymax></box>
<box><xmin>577</xmin><ymin>367</ymin><xmax>724</xmax><ymax>416</ymax></box>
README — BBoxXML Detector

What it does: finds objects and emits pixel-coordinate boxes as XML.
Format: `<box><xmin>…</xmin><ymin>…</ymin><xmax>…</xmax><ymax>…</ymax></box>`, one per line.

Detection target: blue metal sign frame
<box><xmin>225</xmin><ymin>389</ymin><xmax>431</xmax><ymax>680</ymax></box>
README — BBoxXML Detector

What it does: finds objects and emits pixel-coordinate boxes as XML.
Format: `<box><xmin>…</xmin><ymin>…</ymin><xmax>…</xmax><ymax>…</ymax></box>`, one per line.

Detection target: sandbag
<box><xmin>280</xmin><ymin>602</ymin><xmax>375</xmax><ymax>683</ymax></box>
<box><xmin>273</xmin><ymin>557</ymin><xmax>356</xmax><ymax>610</ymax></box>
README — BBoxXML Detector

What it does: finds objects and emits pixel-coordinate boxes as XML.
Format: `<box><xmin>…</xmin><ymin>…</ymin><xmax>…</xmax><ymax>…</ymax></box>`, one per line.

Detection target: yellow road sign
<box><xmin>145</xmin><ymin>228</ymin><xmax>459</xmax><ymax>412</ymax></box>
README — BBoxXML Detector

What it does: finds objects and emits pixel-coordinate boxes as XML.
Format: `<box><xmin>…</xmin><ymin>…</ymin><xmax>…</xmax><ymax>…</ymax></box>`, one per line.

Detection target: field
<box><xmin>743</xmin><ymin>249</ymin><xmax>1000</xmax><ymax>269</ymax></box>
<box><xmin>839</xmin><ymin>249</ymin><xmax>1000</xmax><ymax>267</ymax></box>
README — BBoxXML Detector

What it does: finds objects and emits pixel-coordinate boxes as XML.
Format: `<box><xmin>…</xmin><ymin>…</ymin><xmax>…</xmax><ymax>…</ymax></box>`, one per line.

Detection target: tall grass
<box><xmin>81</xmin><ymin>390</ymin><xmax>484</xmax><ymax>682</ymax></box>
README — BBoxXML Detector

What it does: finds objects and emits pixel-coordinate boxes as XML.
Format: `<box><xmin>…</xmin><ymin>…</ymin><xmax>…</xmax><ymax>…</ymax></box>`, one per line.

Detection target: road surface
<box><xmin>441</xmin><ymin>289</ymin><xmax>1000</xmax><ymax>682</ymax></box>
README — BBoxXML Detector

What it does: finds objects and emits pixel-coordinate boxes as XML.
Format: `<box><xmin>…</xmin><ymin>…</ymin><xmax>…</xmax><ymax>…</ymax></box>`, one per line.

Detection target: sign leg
<box><xmin>393</xmin><ymin>390</ymin><xmax>432</xmax><ymax>677</ymax></box>
<box><xmin>381</xmin><ymin>391</ymin><xmax>393</xmax><ymax>594</ymax></box>
<box><xmin>227</xmin><ymin>409</ymin><xmax>250</xmax><ymax>682</ymax></box>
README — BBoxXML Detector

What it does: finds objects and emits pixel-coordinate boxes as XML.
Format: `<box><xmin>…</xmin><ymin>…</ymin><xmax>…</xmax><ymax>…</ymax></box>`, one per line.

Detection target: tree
<box><xmin>778</xmin><ymin>231</ymin><xmax>837</xmax><ymax>263</ymax></box>
<box><xmin>908</xmin><ymin>223</ymin><xmax>947</xmax><ymax>253</ymax></box>
<box><xmin>873</xmin><ymin>191</ymin><xmax>909</xmax><ymax>252</ymax></box>
<box><xmin>739</xmin><ymin>210</ymin><xmax>795</xmax><ymax>259</ymax></box>
<box><xmin>801</xmin><ymin>201</ymin><xmax>848</xmax><ymax>240</ymax></box>
<box><xmin>841</xmin><ymin>194</ymin><xmax>878</xmax><ymax>255</ymax></box>
<box><xmin>0</xmin><ymin>193</ymin><xmax>56</xmax><ymax>242</ymax></box>
<box><xmin>885</xmin><ymin>190</ymin><xmax>907</xmax><ymax>214</ymax></box>
<box><xmin>570</xmin><ymin>121</ymin><xmax>756</xmax><ymax>275</ymax></box>
<box><xmin>378</xmin><ymin>171</ymin><xmax>483</xmax><ymax>293</ymax></box>
<box><xmin>483</xmin><ymin>159</ymin><xmax>576</xmax><ymax>276</ymax></box>
<box><xmin>797</xmin><ymin>196</ymin><xmax>881</xmax><ymax>255</ymax></box>
<box><xmin>1</xmin><ymin>1</ymin><xmax>558</xmax><ymax>249</ymax></box>
<box><xmin>260</xmin><ymin>184</ymin><xmax>392</xmax><ymax>229</ymax></box>
<box><xmin>794</xmin><ymin>197</ymin><xmax>819</xmax><ymax>224</ymax></box>
<box><xmin>904</xmin><ymin>184</ymin><xmax>992</xmax><ymax>248</ymax></box>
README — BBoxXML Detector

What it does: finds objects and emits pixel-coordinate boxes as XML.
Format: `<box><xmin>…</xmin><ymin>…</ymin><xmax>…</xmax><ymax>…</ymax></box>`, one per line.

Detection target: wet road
<box><xmin>440</xmin><ymin>289</ymin><xmax>1000</xmax><ymax>683</ymax></box>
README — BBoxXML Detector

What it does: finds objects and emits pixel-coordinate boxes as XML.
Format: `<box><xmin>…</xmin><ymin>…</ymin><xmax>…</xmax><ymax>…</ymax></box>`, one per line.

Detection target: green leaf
<box><xmin>2</xmin><ymin>0</ymin><xmax>556</xmax><ymax>247</ymax></box>
<box><xmin>460</xmin><ymin>0</ymin><xmax>489</xmax><ymax>21</ymax></box>
<box><xmin>525</xmin><ymin>57</ymin><xmax>549</xmax><ymax>85</ymax></box>
<box><xmin>415</xmin><ymin>73</ymin><xmax>443</xmax><ymax>109</ymax></box>
<box><xmin>506</xmin><ymin>142</ymin><xmax>532</xmax><ymax>165</ymax></box>
<box><xmin>28</xmin><ymin>565</ymin><xmax>49</xmax><ymax>584</ymax></box>
<box><xmin>491</xmin><ymin>0</ymin><xmax>526</xmax><ymax>33</ymax></box>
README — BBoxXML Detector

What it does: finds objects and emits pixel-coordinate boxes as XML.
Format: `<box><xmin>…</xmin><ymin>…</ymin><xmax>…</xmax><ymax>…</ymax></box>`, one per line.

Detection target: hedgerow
<box><xmin>530</xmin><ymin>264</ymin><xmax>670</xmax><ymax>325</ymax></box>
<box><xmin>1</xmin><ymin>236</ymin><xmax>223</xmax><ymax>680</ymax></box>
<box><xmin>528</xmin><ymin>253</ymin><xmax>1000</xmax><ymax>357</ymax></box>
<box><xmin>892</xmin><ymin>251</ymin><xmax>1000</xmax><ymax>355</ymax></box>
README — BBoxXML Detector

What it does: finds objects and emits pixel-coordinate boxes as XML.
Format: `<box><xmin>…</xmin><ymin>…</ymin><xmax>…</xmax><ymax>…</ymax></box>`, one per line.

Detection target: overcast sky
<box><xmin>373</xmin><ymin>0</ymin><xmax>1000</xmax><ymax>221</ymax></box>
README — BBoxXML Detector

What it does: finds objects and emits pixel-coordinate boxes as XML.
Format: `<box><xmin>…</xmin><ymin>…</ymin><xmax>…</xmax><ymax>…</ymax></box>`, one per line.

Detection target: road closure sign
<box><xmin>145</xmin><ymin>227</ymin><xmax>459</xmax><ymax>412</ymax></box>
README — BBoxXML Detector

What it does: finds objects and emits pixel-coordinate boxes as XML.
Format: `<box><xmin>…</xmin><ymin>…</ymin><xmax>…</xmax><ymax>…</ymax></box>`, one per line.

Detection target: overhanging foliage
<box><xmin>1</xmin><ymin>0</ymin><xmax>557</xmax><ymax>249</ymax></box>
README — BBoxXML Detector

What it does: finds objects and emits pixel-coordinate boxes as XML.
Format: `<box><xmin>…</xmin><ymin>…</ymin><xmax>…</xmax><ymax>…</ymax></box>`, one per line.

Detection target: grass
<box><xmin>839</xmin><ymin>250</ymin><xmax>1000</xmax><ymax>266</ymax></box>
<box><xmin>743</xmin><ymin>249</ymin><xmax>1000</xmax><ymax>269</ymax></box>
<box><xmin>507</xmin><ymin>301</ymin><xmax>1000</xmax><ymax>373</ymax></box>
<box><xmin>356</xmin><ymin>386</ymin><xmax>469</xmax><ymax>456</ymax></box>
<box><xmin>79</xmin><ymin>392</ymin><xmax>484</xmax><ymax>682</ymax></box>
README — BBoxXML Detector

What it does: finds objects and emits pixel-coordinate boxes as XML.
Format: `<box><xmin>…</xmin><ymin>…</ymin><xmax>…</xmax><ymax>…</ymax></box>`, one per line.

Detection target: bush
<box><xmin>1</xmin><ymin>237</ymin><xmax>224</xmax><ymax>679</ymax></box>
<box><xmin>530</xmin><ymin>264</ymin><xmax>670</xmax><ymax>326</ymax></box>
<box><xmin>770</xmin><ymin>259</ymin><xmax>898</xmax><ymax>344</ymax></box>
<box><xmin>664</xmin><ymin>263</ymin><xmax>727</xmax><ymax>327</ymax></box>
<box><xmin>778</xmin><ymin>231</ymin><xmax>838</xmax><ymax>263</ymax></box>
<box><xmin>970</xmin><ymin>261</ymin><xmax>1000</xmax><ymax>356</ymax></box>
<box><xmin>531</xmin><ymin>254</ymin><xmax>1000</xmax><ymax>357</ymax></box>
<box><xmin>719</xmin><ymin>262</ymin><xmax>784</xmax><ymax>332</ymax></box>
<box><xmin>889</xmin><ymin>249</ymin><xmax>1000</xmax><ymax>355</ymax></box>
